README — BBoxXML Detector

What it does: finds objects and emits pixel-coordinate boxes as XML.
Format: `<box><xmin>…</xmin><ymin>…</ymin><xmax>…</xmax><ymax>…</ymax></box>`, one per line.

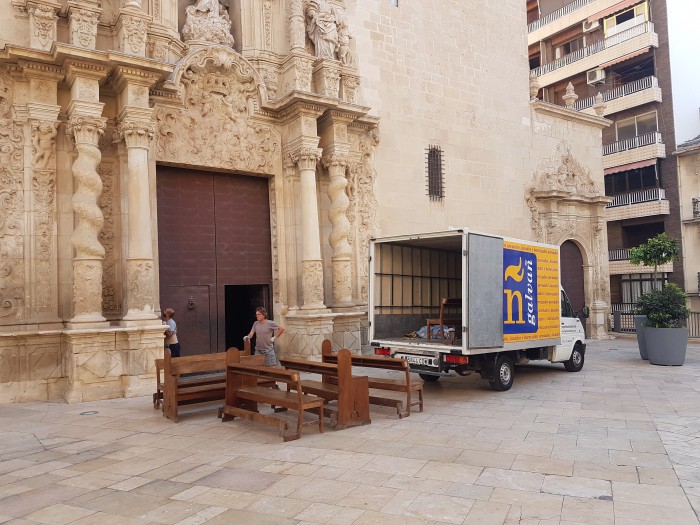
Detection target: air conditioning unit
<box><xmin>587</xmin><ymin>69</ymin><xmax>606</xmax><ymax>85</ymax></box>
<box><xmin>583</xmin><ymin>20</ymin><xmax>600</xmax><ymax>32</ymax></box>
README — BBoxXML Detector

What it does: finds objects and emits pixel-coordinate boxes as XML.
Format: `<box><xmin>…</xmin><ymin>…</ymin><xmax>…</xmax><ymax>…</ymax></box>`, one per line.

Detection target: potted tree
<box><xmin>635</xmin><ymin>283</ymin><xmax>690</xmax><ymax>365</ymax></box>
<box><xmin>629</xmin><ymin>233</ymin><xmax>681</xmax><ymax>360</ymax></box>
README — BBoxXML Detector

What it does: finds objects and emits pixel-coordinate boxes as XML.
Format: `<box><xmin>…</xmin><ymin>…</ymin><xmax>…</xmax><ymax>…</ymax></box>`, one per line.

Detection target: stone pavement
<box><xmin>2</xmin><ymin>337</ymin><xmax>700</xmax><ymax>525</ymax></box>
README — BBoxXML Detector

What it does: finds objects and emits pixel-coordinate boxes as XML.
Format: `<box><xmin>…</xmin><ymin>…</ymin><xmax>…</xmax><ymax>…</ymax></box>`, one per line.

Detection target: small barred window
<box><xmin>426</xmin><ymin>145</ymin><xmax>444</xmax><ymax>201</ymax></box>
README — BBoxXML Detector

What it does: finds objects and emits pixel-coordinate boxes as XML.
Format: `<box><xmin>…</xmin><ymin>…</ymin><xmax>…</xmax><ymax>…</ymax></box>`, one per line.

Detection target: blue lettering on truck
<box><xmin>503</xmin><ymin>248</ymin><xmax>538</xmax><ymax>333</ymax></box>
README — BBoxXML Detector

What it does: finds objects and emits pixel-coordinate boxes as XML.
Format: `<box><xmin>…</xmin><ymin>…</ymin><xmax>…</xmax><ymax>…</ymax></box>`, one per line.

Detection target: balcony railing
<box><xmin>531</xmin><ymin>22</ymin><xmax>655</xmax><ymax>76</ymax></box>
<box><xmin>606</xmin><ymin>187</ymin><xmax>665</xmax><ymax>208</ymax></box>
<box><xmin>603</xmin><ymin>131</ymin><xmax>662</xmax><ymax>155</ymax></box>
<box><xmin>574</xmin><ymin>76</ymin><xmax>658</xmax><ymax>111</ymax></box>
<box><xmin>609</xmin><ymin>249</ymin><xmax>631</xmax><ymax>261</ymax></box>
<box><xmin>527</xmin><ymin>0</ymin><xmax>596</xmax><ymax>33</ymax></box>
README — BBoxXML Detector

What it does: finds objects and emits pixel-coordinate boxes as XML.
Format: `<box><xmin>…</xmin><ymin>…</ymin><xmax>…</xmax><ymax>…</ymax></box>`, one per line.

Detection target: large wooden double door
<box><xmin>156</xmin><ymin>166</ymin><xmax>272</xmax><ymax>355</ymax></box>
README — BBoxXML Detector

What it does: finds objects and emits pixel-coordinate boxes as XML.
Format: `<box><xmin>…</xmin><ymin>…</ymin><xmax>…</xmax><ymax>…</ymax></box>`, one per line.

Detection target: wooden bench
<box><xmin>161</xmin><ymin>348</ymin><xmax>264</xmax><ymax>422</ymax></box>
<box><xmin>221</xmin><ymin>350</ymin><xmax>325</xmax><ymax>441</ymax></box>
<box><xmin>280</xmin><ymin>349</ymin><xmax>371</xmax><ymax>430</ymax></box>
<box><xmin>426</xmin><ymin>297</ymin><xmax>462</xmax><ymax>342</ymax></box>
<box><xmin>321</xmin><ymin>340</ymin><xmax>424</xmax><ymax>418</ymax></box>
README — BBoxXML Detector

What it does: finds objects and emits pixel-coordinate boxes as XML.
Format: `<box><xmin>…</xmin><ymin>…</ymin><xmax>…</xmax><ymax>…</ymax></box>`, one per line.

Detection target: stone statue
<box><xmin>305</xmin><ymin>0</ymin><xmax>338</xmax><ymax>59</ymax></box>
<box><xmin>182</xmin><ymin>0</ymin><xmax>235</xmax><ymax>47</ymax></box>
<box><xmin>335</xmin><ymin>7</ymin><xmax>353</xmax><ymax>65</ymax></box>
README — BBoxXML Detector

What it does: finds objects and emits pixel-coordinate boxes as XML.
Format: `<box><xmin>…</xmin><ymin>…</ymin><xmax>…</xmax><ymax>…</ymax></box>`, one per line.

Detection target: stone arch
<box><xmin>154</xmin><ymin>45</ymin><xmax>281</xmax><ymax>174</ymax></box>
<box><xmin>526</xmin><ymin>141</ymin><xmax>612</xmax><ymax>339</ymax></box>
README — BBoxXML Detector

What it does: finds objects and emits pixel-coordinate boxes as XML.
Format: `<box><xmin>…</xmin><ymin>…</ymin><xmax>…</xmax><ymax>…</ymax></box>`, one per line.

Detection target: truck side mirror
<box><xmin>581</xmin><ymin>306</ymin><xmax>590</xmax><ymax>319</ymax></box>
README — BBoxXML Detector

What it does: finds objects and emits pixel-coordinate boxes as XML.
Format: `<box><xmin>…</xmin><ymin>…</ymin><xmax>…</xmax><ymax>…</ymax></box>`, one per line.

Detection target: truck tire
<box><xmin>564</xmin><ymin>343</ymin><xmax>585</xmax><ymax>372</ymax></box>
<box><xmin>419</xmin><ymin>373</ymin><xmax>440</xmax><ymax>382</ymax></box>
<box><xmin>489</xmin><ymin>355</ymin><xmax>514</xmax><ymax>391</ymax></box>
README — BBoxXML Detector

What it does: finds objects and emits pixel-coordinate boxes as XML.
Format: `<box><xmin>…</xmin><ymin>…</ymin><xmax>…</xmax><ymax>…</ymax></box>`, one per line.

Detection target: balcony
<box><xmin>532</xmin><ymin>22</ymin><xmax>658</xmax><ymax>87</ymax></box>
<box><xmin>605</xmin><ymin>187</ymin><xmax>669</xmax><ymax>221</ymax></box>
<box><xmin>576</xmin><ymin>76</ymin><xmax>662</xmax><ymax>116</ymax></box>
<box><xmin>528</xmin><ymin>0</ymin><xmax>623</xmax><ymax>44</ymax></box>
<box><xmin>603</xmin><ymin>131</ymin><xmax>665</xmax><ymax>170</ymax></box>
<box><xmin>608</xmin><ymin>250</ymin><xmax>673</xmax><ymax>275</ymax></box>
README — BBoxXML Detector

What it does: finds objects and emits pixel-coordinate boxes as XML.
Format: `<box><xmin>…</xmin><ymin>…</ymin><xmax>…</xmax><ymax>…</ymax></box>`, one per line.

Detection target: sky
<box><xmin>666</xmin><ymin>0</ymin><xmax>700</xmax><ymax>144</ymax></box>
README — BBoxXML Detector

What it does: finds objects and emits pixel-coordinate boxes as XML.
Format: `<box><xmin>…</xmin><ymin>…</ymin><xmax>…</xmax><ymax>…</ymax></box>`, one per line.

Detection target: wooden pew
<box><xmin>221</xmin><ymin>349</ymin><xmax>324</xmax><ymax>441</ymax></box>
<box><xmin>321</xmin><ymin>340</ymin><xmax>424</xmax><ymax>418</ymax></box>
<box><xmin>426</xmin><ymin>297</ymin><xmax>462</xmax><ymax>342</ymax></box>
<box><xmin>280</xmin><ymin>349</ymin><xmax>371</xmax><ymax>430</ymax></box>
<box><xmin>161</xmin><ymin>348</ymin><xmax>263</xmax><ymax>422</ymax></box>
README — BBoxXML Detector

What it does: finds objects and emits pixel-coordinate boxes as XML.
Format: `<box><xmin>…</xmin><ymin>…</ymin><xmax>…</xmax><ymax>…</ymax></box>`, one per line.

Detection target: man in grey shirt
<box><xmin>244</xmin><ymin>306</ymin><xmax>285</xmax><ymax>366</ymax></box>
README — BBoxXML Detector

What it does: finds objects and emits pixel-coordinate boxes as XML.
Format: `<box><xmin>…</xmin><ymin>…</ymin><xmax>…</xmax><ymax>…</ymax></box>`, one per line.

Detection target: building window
<box><xmin>604</xmin><ymin>164</ymin><xmax>658</xmax><ymax>196</ymax></box>
<box><xmin>555</xmin><ymin>36</ymin><xmax>585</xmax><ymax>59</ymax></box>
<box><xmin>621</xmin><ymin>272</ymin><xmax>668</xmax><ymax>304</ymax></box>
<box><xmin>426</xmin><ymin>145</ymin><xmax>444</xmax><ymax>201</ymax></box>
<box><xmin>604</xmin><ymin>2</ymin><xmax>648</xmax><ymax>34</ymax></box>
<box><xmin>615</xmin><ymin>111</ymin><xmax>657</xmax><ymax>141</ymax></box>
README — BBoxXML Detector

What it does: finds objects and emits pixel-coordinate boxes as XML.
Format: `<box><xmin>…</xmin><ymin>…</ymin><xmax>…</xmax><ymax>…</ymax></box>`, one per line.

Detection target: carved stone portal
<box><xmin>155</xmin><ymin>48</ymin><xmax>280</xmax><ymax>174</ymax></box>
<box><xmin>182</xmin><ymin>0</ymin><xmax>235</xmax><ymax>47</ymax></box>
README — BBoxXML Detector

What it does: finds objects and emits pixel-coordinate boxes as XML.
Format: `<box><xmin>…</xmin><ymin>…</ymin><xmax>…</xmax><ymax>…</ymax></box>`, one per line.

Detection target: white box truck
<box><xmin>368</xmin><ymin>229</ymin><xmax>588</xmax><ymax>391</ymax></box>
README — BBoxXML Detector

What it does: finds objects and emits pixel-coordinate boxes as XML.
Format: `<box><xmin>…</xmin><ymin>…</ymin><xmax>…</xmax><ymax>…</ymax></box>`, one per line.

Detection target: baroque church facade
<box><xmin>0</xmin><ymin>0</ymin><xmax>612</xmax><ymax>403</ymax></box>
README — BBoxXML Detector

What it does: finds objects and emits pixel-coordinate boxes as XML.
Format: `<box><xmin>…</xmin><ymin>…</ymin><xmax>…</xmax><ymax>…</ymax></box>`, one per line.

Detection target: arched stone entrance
<box><xmin>526</xmin><ymin>142</ymin><xmax>612</xmax><ymax>339</ymax></box>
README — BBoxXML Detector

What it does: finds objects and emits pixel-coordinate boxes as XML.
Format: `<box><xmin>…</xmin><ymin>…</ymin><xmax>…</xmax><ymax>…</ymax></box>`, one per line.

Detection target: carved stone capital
<box><xmin>67</xmin><ymin>116</ymin><xmax>106</xmax><ymax>145</ymax></box>
<box><xmin>321</xmin><ymin>153</ymin><xmax>348</xmax><ymax>171</ymax></box>
<box><xmin>118</xmin><ymin>119</ymin><xmax>154</xmax><ymax>149</ymax></box>
<box><xmin>289</xmin><ymin>147</ymin><xmax>322</xmax><ymax>171</ymax></box>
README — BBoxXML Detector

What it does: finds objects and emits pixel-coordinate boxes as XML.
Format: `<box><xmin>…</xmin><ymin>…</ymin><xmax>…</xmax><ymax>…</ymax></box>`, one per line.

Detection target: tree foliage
<box><xmin>629</xmin><ymin>233</ymin><xmax>681</xmax><ymax>288</ymax></box>
<box><xmin>636</xmin><ymin>283</ymin><xmax>690</xmax><ymax>328</ymax></box>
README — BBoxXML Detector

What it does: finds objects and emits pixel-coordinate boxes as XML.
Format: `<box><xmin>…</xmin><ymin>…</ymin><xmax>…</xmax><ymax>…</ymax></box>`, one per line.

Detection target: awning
<box><xmin>604</xmin><ymin>158</ymin><xmax>657</xmax><ymax>175</ymax></box>
<box><xmin>598</xmin><ymin>47</ymin><xmax>651</xmax><ymax>70</ymax></box>
<box><xmin>588</xmin><ymin>0</ymin><xmax>642</xmax><ymax>22</ymax></box>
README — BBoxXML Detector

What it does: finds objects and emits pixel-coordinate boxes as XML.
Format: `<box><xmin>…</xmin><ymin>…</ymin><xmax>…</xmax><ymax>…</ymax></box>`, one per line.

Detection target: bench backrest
<box><xmin>164</xmin><ymin>349</ymin><xmax>229</xmax><ymax>376</ymax></box>
<box><xmin>280</xmin><ymin>348</ymin><xmax>354</xmax><ymax>386</ymax></box>
<box><xmin>321</xmin><ymin>340</ymin><xmax>408</xmax><ymax>372</ymax></box>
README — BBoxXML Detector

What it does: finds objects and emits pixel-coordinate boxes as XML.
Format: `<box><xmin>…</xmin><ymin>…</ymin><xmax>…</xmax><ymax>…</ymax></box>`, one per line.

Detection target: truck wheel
<box><xmin>564</xmin><ymin>343</ymin><xmax>584</xmax><ymax>372</ymax></box>
<box><xmin>489</xmin><ymin>355</ymin><xmax>514</xmax><ymax>391</ymax></box>
<box><xmin>419</xmin><ymin>373</ymin><xmax>440</xmax><ymax>382</ymax></box>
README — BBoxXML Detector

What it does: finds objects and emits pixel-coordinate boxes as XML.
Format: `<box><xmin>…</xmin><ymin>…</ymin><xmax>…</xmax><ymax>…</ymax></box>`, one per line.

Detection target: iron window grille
<box><xmin>426</xmin><ymin>145</ymin><xmax>444</xmax><ymax>201</ymax></box>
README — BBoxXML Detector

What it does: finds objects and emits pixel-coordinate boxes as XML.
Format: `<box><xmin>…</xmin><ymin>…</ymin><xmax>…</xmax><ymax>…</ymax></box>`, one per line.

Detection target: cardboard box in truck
<box><xmin>368</xmin><ymin>229</ymin><xmax>588</xmax><ymax>391</ymax></box>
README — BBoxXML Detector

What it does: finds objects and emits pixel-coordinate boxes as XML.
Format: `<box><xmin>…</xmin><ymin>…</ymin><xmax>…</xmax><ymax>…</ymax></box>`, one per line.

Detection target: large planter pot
<box><xmin>634</xmin><ymin>315</ymin><xmax>648</xmax><ymax>360</ymax></box>
<box><xmin>645</xmin><ymin>327</ymin><xmax>688</xmax><ymax>366</ymax></box>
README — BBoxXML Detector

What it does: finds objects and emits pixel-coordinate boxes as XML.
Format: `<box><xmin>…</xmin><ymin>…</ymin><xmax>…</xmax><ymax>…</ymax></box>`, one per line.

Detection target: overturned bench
<box><xmin>280</xmin><ymin>349</ymin><xmax>370</xmax><ymax>430</ymax></box>
<box><xmin>221</xmin><ymin>349</ymin><xmax>324</xmax><ymax>441</ymax></box>
<box><xmin>321</xmin><ymin>340</ymin><xmax>424</xmax><ymax>418</ymax></box>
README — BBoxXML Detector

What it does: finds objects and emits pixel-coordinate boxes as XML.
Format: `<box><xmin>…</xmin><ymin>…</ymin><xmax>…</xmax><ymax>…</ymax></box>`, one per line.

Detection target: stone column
<box><xmin>64</xmin><ymin>62</ymin><xmax>109</xmax><ymax>326</ymax></box>
<box><xmin>66</xmin><ymin>113</ymin><xmax>107</xmax><ymax>325</ymax></box>
<box><xmin>287</xmin><ymin>0</ymin><xmax>306</xmax><ymax>50</ymax></box>
<box><xmin>290</xmin><ymin>147</ymin><xmax>326</xmax><ymax>310</ymax></box>
<box><xmin>322</xmin><ymin>153</ymin><xmax>353</xmax><ymax>308</ymax></box>
<box><xmin>119</xmin><ymin>114</ymin><xmax>158</xmax><ymax>322</ymax></box>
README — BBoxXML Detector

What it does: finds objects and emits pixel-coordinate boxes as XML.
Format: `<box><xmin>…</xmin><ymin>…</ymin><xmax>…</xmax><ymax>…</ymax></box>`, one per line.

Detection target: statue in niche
<box><xmin>182</xmin><ymin>0</ymin><xmax>235</xmax><ymax>47</ymax></box>
<box><xmin>305</xmin><ymin>0</ymin><xmax>338</xmax><ymax>59</ymax></box>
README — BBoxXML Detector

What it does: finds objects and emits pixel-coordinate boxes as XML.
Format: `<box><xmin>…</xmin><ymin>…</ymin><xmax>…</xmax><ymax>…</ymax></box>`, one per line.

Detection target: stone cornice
<box><xmin>109</xmin><ymin>65</ymin><xmax>162</xmax><ymax>92</ymax></box>
<box><xmin>531</xmin><ymin>100</ymin><xmax>611</xmax><ymax>130</ymax></box>
<box><xmin>530</xmin><ymin>189</ymin><xmax>612</xmax><ymax>206</ymax></box>
<box><xmin>64</xmin><ymin>59</ymin><xmax>109</xmax><ymax>85</ymax></box>
<box><xmin>17</xmin><ymin>59</ymin><xmax>64</xmax><ymax>81</ymax></box>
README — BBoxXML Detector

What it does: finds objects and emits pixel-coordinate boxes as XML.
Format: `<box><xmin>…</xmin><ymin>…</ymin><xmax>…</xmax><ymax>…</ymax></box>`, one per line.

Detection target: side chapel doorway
<box><xmin>560</xmin><ymin>240</ymin><xmax>587</xmax><ymax>336</ymax></box>
<box><xmin>156</xmin><ymin>165</ymin><xmax>273</xmax><ymax>355</ymax></box>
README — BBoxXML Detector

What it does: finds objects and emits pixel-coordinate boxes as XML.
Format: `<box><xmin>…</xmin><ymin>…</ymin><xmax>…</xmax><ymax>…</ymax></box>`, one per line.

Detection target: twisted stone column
<box><xmin>68</xmin><ymin>116</ymin><xmax>107</xmax><ymax>323</ymax></box>
<box><xmin>292</xmin><ymin>147</ymin><xmax>325</xmax><ymax>310</ymax></box>
<box><xmin>119</xmin><ymin>119</ymin><xmax>158</xmax><ymax>320</ymax></box>
<box><xmin>323</xmin><ymin>153</ymin><xmax>353</xmax><ymax>307</ymax></box>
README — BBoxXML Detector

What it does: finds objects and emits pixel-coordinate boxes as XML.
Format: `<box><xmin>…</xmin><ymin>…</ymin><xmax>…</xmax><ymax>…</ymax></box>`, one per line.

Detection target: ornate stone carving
<box><xmin>98</xmin><ymin>164</ymin><xmax>119</xmax><ymax>315</ymax></box>
<box><xmin>336</xmin><ymin>8</ymin><xmax>353</xmax><ymax>66</ymax></box>
<box><xmin>288</xmin><ymin>0</ymin><xmax>306</xmax><ymax>49</ymax></box>
<box><xmin>155</xmin><ymin>48</ymin><xmax>280</xmax><ymax>173</ymax></box>
<box><xmin>0</xmin><ymin>165</ymin><xmax>24</xmax><ymax>321</ymax></box>
<box><xmin>118</xmin><ymin>119</ymin><xmax>154</xmax><ymax>148</ymax></box>
<box><xmin>323</xmin><ymin>153</ymin><xmax>352</xmax><ymax>306</ymax></box>
<box><xmin>529</xmin><ymin>142</ymin><xmax>600</xmax><ymax>199</ymax></box>
<box><xmin>127</xmin><ymin>260</ymin><xmax>154</xmax><ymax>311</ymax></box>
<box><xmin>32</xmin><ymin>169</ymin><xmax>55</xmax><ymax>308</ymax></box>
<box><xmin>319</xmin><ymin>64</ymin><xmax>340</xmax><ymax>98</ymax></box>
<box><xmin>305</xmin><ymin>0</ymin><xmax>338</xmax><ymax>59</ymax></box>
<box><xmin>340</xmin><ymin>73</ymin><xmax>359</xmax><ymax>104</ymax></box>
<box><xmin>182</xmin><ymin>0</ymin><xmax>235</xmax><ymax>47</ymax></box>
<box><xmin>69</xmin><ymin>8</ymin><xmax>100</xmax><ymax>49</ymax></box>
<box><xmin>66</xmin><ymin>116</ymin><xmax>106</xmax><ymax>259</ymax></box>
<box><xmin>147</xmin><ymin>38</ymin><xmax>168</xmax><ymax>61</ymax></box>
<box><xmin>262</xmin><ymin>67</ymin><xmax>278</xmax><ymax>100</ymax></box>
<box><xmin>303</xmin><ymin>259</ymin><xmax>324</xmax><ymax>307</ymax></box>
<box><xmin>263</xmin><ymin>0</ymin><xmax>273</xmax><ymax>49</ymax></box>
<box><xmin>120</xmin><ymin>15</ymin><xmax>148</xmax><ymax>55</ymax></box>
<box><xmin>30</xmin><ymin>121</ymin><xmax>58</xmax><ymax>169</ymax></box>
<box><xmin>290</xmin><ymin>147</ymin><xmax>321</xmax><ymax>171</ymax></box>
<box><xmin>0</xmin><ymin>76</ymin><xmax>12</xmax><ymax>118</ymax></box>
<box><xmin>30</xmin><ymin>4</ymin><xmax>57</xmax><ymax>51</ymax></box>
<box><xmin>0</xmin><ymin>118</ymin><xmax>24</xmax><ymax>172</ymax></box>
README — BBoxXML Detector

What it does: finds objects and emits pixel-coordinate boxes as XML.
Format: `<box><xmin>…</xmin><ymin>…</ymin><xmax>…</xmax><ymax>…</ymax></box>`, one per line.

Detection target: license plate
<box><xmin>395</xmin><ymin>354</ymin><xmax>437</xmax><ymax>367</ymax></box>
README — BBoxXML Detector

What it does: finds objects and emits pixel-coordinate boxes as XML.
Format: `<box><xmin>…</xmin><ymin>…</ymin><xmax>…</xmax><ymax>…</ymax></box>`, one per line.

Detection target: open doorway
<box><xmin>225</xmin><ymin>284</ymin><xmax>270</xmax><ymax>351</ymax></box>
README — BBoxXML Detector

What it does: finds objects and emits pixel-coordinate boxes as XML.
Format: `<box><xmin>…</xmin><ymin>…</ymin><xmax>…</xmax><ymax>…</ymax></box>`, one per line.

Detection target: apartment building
<box><xmin>527</xmin><ymin>0</ymin><xmax>694</xmax><ymax>316</ymax></box>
